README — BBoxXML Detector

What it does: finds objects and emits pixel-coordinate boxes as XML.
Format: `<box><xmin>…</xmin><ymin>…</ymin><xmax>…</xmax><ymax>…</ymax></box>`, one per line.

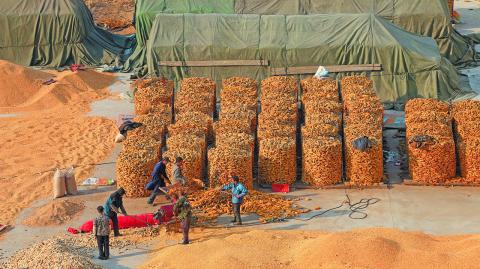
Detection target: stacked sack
<box><xmin>164</xmin><ymin>78</ymin><xmax>216</xmax><ymax>181</ymax></box>
<box><xmin>452</xmin><ymin>100</ymin><xmax>480</xmax><ymax>183</ymax></box>
<box><xmin>258</xmin><ymin>76</ymin><xmax>297</xmax><ymax>185</ymax></box>
<box><xmin>405</xmin><ymin>99</ymin><xmax>456</xmax><ymax>184</ymax></box>
<box><xmin>301</xmin><ymin>77</ymin><xmax>342</xmax><ymax>186</ymax></box>
<box><xmin>341</xmin><ymin>76</ymin><xmax>383</xmax><ymax>186</ymax></box>
<box><xmin>117</xmin><ymin>79</ymin><xmax>173</xmax><ymax>197</ymax></box>
<box><xmin>209</xmin><ymin>77</ymin><xmax>257</xmax><ymax>188</ymax></box>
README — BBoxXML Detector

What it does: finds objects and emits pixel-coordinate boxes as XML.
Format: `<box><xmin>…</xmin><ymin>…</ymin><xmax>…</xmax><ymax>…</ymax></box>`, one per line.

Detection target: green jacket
<box><xmin>174</xmin><ymin>196</ymin><xmax>192</xmax><ymax>220</ymax></box>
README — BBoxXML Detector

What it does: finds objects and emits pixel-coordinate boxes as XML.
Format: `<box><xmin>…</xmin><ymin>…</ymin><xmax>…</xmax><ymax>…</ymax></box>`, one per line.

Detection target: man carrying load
<box><xmin>221</xmin><ymin>175</ymin><xmax>248</xmax><ymax>225</ymax></box>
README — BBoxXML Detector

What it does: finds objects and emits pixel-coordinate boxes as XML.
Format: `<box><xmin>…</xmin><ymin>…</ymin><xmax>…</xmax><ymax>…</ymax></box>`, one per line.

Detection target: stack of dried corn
<box><xmin>133</xmin><ymin>78</ymin><xmax>174</xmax><ymax>116</ymax></box>
<box><xmin>341</xmin><ymin>76</ymin><xmax>383</xmax><ymax>186</ymax></box>
<box><xmin>258</xmin><ymin>76</ymin><xmax>297</xmax><ymax>184</ymax></box>
<box><xmin>452</xmin><ymin>100</ymin><xmax>480</xmax><ymax>183</ymax></box>
<box><xmin>116</xmin><ymin>148</ymin><xmax>158</xmax><ymax>197</ymax></box>
<box><xmin>301</xmin><ymin>77</ymin><xmax>342</xmax><ymax>186</ymax></box>
<box><xmin>405</xmin><ymin>98</ymin><xmax>455</xmax><ymax>184</ymax></box>
<box><xmin>208</xmin><ymin>77</ymin><xmax>258</xmax><ymax>188</ymax></box>
<box><xmin>164</xmin><ymin>78</ymin><xmax>216</xmax><ymax>181</ymax></box>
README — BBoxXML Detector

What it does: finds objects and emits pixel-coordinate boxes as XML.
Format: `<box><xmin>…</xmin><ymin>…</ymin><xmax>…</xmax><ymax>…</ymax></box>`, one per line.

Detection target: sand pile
<box><xmin>0</xmin><ymin>61</ymin><xmax>117</xmax><ymax>225</ymax></box>
<box><xmin>0</xmin><ymin>60</ymin><xmax>115</xmax><ymax>113</ymax></box>
<box><xmin>22</xmin><ymin>199</ymin><xmax>86</xmax><ymax>227</ymax></box>
<box><xmin>142</xmin><ymin>228</ymin><xmax>480</xmax><ymax>269</ymax></box>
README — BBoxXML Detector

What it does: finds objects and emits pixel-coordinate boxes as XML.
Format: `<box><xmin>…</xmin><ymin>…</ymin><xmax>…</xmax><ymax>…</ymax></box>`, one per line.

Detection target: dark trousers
<box><xmin>96</xmin><ymin>235</ymin><xmax>110</xmax><ymax>258</ymax></box>
<box><xmin>181</xmin><ymin>216</ymin><xmax>191</xmax><ymax>243</ymax></box>
<box><xmin>147</xmin><ymin>185</ymin><xmax>164</xmax><ymax>204</ymax></box>
<box><xmin>109</xmin><ymin>212</ymin><xmax>120</xmax><ymax>236</ymax></box>
<box><xmin>233</xmin><ymin>203</ymin><xmax>242</xmax><ymax>224</ymax></box>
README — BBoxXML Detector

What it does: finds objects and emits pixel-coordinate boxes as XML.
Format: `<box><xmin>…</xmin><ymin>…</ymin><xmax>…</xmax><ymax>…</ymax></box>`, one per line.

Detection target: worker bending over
<box><xmin>147</xmin><ymin>157</ymin><xmax>171</xmax><ymax>205</ymax></box>
<box><xmin>171</xmin><ymin>157</ymin><xmax>186</xmax><ymax>185</ymax></box>
<box><xmin>104</xmin><ymin>188</ymin><xmax>128</xmax><ymax>237</ymax></box>
<box><xmin>221</xmin><ymin>175</ymin><xmax>248</xmax><ymax>225</ymax></box>
<box><xmin>173</xmin><ymin>191</ymin><xmax>192</xmax><ymax>244</ymax></box>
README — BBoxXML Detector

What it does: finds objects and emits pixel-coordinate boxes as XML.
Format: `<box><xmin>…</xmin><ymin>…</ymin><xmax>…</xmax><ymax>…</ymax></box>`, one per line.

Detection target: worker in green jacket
<box><xmin>221</xmin><ymin>175</ymin><xmax>248</xmax><ymax>225</ymax></box>
<box><xmin>173</xmin><ymin>191</ymin><xmax>192</xmax><ymax>244</ymax></box>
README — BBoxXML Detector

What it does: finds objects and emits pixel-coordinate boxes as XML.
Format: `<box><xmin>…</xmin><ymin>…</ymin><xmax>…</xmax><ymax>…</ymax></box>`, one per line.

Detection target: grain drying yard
<box><xmin>1</xmin><ymin>0</ymin><xmax>480</xmax><ymax>268</ymax></box>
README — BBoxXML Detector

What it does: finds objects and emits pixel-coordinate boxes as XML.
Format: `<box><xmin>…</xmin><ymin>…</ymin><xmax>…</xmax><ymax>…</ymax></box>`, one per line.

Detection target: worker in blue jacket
<box><xmin>221</xmin><ymin>175</ymin><xmax>248</xmax><ymax>225</ymax></box>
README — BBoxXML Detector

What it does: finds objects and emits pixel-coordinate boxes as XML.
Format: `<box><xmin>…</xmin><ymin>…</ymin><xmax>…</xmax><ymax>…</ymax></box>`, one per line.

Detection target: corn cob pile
<box><xmin>341</xmin><ymin>76</ymin><xmax>383</xmax><ymax>186</ymax></box>
<box><xmin>189</xmin><ymin>189</ymin><xmax>308</xmax><ymax>223</ymax></box>
<box><xmin>133</xmin><ymin>78</ymin><xmax>174</xmax><ymax>115</ymax></box>
<box><xmin>405</xmin><ymin>98</ymin><xmax>455</xmax><ymax>184</ymax></box>
<box><xmin>301</xmin><ymin>77</ymin><xmax>342</xmax><ymax>186</ymax></box>
<box><xmin>257</xmin><ymin>76</ymin><xmax>297</xmax><ymax>184</ymax></box>
<box><xmin>208</xmin><ymin>77</ymin><xmax>258</xmax><ymax>188</ymax></box>
<box><xmin>116</xmin><ymin>149</ymin><xmax>158</xmax><ymax>197</ymax></box>
<box><xmin>452</xmin><ymin>100</ymin><xmax>480</xmax><ymax>183</ymax></box>
<box><xmin>175</xmin><ymin>77</ymin><xmax>216</xmax><ymax>117</ymax></box>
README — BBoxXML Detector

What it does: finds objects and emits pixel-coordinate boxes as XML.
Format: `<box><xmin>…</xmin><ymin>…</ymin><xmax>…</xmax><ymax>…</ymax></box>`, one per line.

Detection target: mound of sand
<box><xmin>0</xmin><ymin>60</ymin><xmax>52</xmax><ymax>107</ymax></box>
<box><xmin>0</xmin><ymin>61</ymin><xmax>115</xmax><ymax>113</ymax></box>
<box><xmin>22</xmin><ymin>199</ymin><xmax>86</xmax><ymax>227</ymax></box>
<box><xmin>142</xmin><ymin>228</ymin><xmax>480</xmax><ymax>269</ymax></box>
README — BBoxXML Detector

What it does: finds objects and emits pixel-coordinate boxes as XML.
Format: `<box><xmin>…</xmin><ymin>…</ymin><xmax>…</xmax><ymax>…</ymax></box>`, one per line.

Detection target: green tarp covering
<box><xmin>0</xmin><ymin>0</ymin><xmax>133</xmax><ymax>67</ymax></box>
<box><xmin>131</xmin><ymin>0</ymin><xmax>477</xmax><ymax>68</ymax></box>
<box><xmin>146</xmin><ymin>13</ymin><xmax>473</xmax><ymax>104</ymax></box>
<box><xmin>126</xmin><ymin>0</ymin><xmax>235</xmax><ymax>70</ymax></box>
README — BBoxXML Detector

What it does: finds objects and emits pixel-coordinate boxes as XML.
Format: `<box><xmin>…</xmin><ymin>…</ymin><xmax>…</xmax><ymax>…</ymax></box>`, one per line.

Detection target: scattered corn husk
<box><xmin>302</xmin><ymin>137</ymin><xmax>342</xmax><ymax>186</ymax></box>
<box><xmin>405</xmin><ymin>98</ymin><xmax>450</xmax><ymax>114</ymax></box>
<box><xmin>208</xmin><ymin>147</ymin><xmax>253</xmax><ymax>189</ymax></box>
<box><xmin>259</xmin><ymin>137</ymin><xmax>296</xmax><ymax>184</ymax></box>
<box><xmin>190</xmin><ymin>189</ymin><xmax>308</xmax><ymax>223</ymax></box>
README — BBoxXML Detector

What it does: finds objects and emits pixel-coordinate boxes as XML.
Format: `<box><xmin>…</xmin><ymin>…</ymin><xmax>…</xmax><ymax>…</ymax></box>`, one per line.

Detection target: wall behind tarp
<box><xmin>0</xmin><ymin>0</ymin><xmax>134</xmax><ymax>67</ymax></box>
<box><xmin>146</xmin><ymin>13</ymin><xmax>473</xmax><ymax>105</ymax></box>
<box><xmin>129</xmin><ymin>0</ymin><xmax>477</xmax><ymax>70</ymax></box>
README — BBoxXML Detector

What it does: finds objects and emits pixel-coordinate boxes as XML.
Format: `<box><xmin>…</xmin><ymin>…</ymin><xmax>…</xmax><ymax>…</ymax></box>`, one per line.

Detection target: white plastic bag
<box><xmin>114</xmin><ymin>133</ymin><xmax>126</xmax><ymax>143</ymax></box>
<box><xmin>314</xmin><ymin>66</ymin><xmax>329</xmax><ymax>79</ymax></box>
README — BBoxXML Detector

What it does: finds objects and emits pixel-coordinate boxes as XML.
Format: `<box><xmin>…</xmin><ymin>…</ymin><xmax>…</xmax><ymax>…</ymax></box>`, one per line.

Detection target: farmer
<box><xmin>104</xmin><ymin>187</ymin><xmax>128</xmax><ymax>237</ymax></box>
<box><xmin>171</xmin><ymin>157</ymin><xmax>186</xmax><ymax>186</ymax></box>
<box><xmin>172</xmin><ymin>191</ymin><xmax>192</xmax><ymax>245</ymax></box>
<box><xmin>93</xmin><ymin>206</ymin><xmax>110</xmax><ymax>260</ymax></box>
<box><xmin>147</xmin><ymin>157</ymin><xmax>171</xmax><ymax>205</ymax></box>
<box><xmin>221</xmin><ymin>175</ymin><xmax>248</xmax><ymax>225</ymax></box>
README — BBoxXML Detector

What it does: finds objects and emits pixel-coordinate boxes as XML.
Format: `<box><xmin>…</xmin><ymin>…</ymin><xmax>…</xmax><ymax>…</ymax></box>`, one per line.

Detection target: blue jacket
<box><xmin>222</xmin><ymin>182</ymin><xmax>248</xmax><ymax>204</ymax></box>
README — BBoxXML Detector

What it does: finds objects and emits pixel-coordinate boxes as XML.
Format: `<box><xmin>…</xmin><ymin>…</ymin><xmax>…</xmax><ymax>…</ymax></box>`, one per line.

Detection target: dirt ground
<box><xmin>142</xmin><ymin>227</ymin><xmax>480</xmax><ymax>269</ymax></box>
<box><xmin>84</xmin><ymin>0</ymin><xmax>135</xmax><ymax>35</ymax></box>
<box><xmin>0</xmin><ymin>61</ymin><xmax>118</xmax><ymax>225</ymax></box>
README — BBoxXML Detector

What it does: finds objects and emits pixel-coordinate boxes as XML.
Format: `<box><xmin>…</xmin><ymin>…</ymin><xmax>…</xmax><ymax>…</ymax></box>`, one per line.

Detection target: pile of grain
<box><xmin>405</xmin><ymin>98</ymin><xmax>455</xmax><ymax>184</ymax></box>
<box><xmin>257</xmin><ymin>76</ymin><xmax>297</xmax><ymax>184</ymax></box>
<box><xmin>208</xmin><ymin>77</ymin><xmax>258</xmax><ymax>188</ymax></box>
<box><xmin>22</xmin><ymin>199</ymin><xmax>85</xmax><ymax>227</ymax></box>
<box><xmin>341</xmin><ymin>76</ymin><xmax>383</xmax><ymax>186</ymax></box>
<box><xmin>133</xmin><ymin>78</ymin><xmax>174</xmax><ymax>115</ymax></box>
<box><xmin>452</xmin><ymin>100</ymin><xmax>480</xmax><ymax>183</ymax></box>
<box><xmin>189</xmin><ymin>189</ymin><xmax>307</xmax><ymax>223</ymax></box>
<box><xmin>301</xmin><ymin>77</ymin><xmax>342</xmax><ymax>186</ymax></box>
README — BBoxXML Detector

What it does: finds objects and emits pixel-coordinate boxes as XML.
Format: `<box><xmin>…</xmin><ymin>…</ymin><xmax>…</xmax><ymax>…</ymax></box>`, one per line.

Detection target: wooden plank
<box><xmin>272</xmin><ymin>64</ymin><xmax>382</xmax><ymax>75</ymax></box>
<box><xmin>159</xmin><ymin>60</ymin><xmax>269</xmax><ymax>67</ymax></box>
<box><xmin>403</xmin><ymin>180</ymin><xmax>480</xmax><ymax>187</ymax></box>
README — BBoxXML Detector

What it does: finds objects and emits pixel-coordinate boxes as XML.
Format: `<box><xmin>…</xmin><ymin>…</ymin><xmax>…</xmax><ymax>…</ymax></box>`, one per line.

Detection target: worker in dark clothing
<box><xmin>118</xmin><ymin>120</ymin><xmax>142</xmax><ymax>136</ymax></box>
<box><xmin>173</xmin><ymin>191</ymin><xmax>192</xmax><ymax>244</ymax></box>
<box><xmin>104</xmin><ymin>188</ymin><xmax>128</xmax><ymax>237</ymax></box>
<box><xmin>147</xmin><ymin>157</ymin><xmax>171</xmax><ymax>205</ymax></box>
<box><xmin>221</xmin><ymin>175</ymin><xmax>248</xmax><ymax>225</ymax></box>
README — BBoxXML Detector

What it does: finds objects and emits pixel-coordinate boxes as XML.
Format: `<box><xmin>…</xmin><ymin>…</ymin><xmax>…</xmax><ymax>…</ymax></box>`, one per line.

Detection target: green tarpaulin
<box><xmin>126</xmin><ymin>0</ymin><xmax>235</xmax><ymax>70</ymax></box>
<box><xmin>0</xmin><ymin>0</ymin><xmax>134</xmax><ymax>67</ymax></box>
<box><xmin>146</xmin><ymin>13</ymin><xmax>473</xmax><ymax>104</ymax></box>
<box><xmin>130</xmin><ymin>0</ymin><xmax>477</xmax><ymax>68</ymax></box>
